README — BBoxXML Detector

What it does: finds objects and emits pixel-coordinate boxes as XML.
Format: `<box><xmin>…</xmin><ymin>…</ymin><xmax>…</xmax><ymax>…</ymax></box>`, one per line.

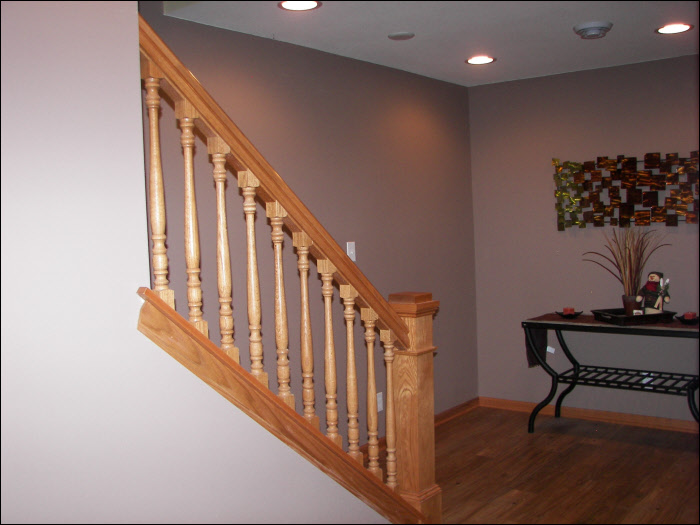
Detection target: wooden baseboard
<box><xmin>360</xmin><ymin>399</ymin><xmax>481</xmax><ymax>460</ymax></box>
<box><xmin>360</xmin><ymin>396</ymin><xmax>698</xmax><ymax>459</ymax></box>
<box><xmin>477</xmin><ymin>397</ymin><xmax>699</xmax><ymax>434</ymax></box>
<box><xmin>435</xmin><ymin>398</ymin><xmax>480</xmax><ymax>427</ymax></box>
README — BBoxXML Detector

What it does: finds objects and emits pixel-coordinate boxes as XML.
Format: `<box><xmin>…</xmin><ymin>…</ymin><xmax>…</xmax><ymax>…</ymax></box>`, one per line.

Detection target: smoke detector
<box><xmin>574</xmin><ymin>21</ymin><xmax>613</xmax><ymax>39</ymax></box>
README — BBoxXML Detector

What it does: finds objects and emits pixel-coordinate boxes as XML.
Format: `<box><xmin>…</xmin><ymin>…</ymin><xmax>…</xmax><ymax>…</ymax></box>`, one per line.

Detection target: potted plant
<box><xmin>583</xmin><ymin>228</ymin><xmax>670</xmax><ymax>315</ymax></box>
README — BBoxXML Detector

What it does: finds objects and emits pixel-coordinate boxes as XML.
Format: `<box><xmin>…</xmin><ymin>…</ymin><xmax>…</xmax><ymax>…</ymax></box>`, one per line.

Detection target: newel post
<box><xmin>389</xmin><ymin>292</ymin><xmax>442</xmax><ymax>524</ymax></box>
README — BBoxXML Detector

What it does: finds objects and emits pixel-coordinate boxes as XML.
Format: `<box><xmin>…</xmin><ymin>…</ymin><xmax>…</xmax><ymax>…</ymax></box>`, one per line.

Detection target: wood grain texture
<box><xmin>238</xmin><ymin>172</ymin><xmax>267</xmax><ymax>388</ymax></box>
<box><xmin>267</xmin><ymin>202</ymin><xmax>294</xmax><ymax>409</ymax></box>
<box><xmin>136</xmin><ymin>287</ymin><xmax>425</xmax><ymax>524</ymax></box>
<box><xmin>390</xmin><ymin>293</ymin><xmax>442</xmax><ymax>523</ymax></box>
<box><xmin>369</xmin><ymin>402</ymin><xmax>698</xmax><ymax>522</ymax></box>
<box><xmin>478</xmin><ymin>397</ymin><xmax>699</xmax><ymax>434</ymax></box>
<box><xmin>436</xmin><ymin>406</ymin><xmax>699</xmax><ymax>524</ymax></box>
<box><xmin>364</xmin><ymin>396</ymin><xmax>696</xmax><ymax>463</ymax></box>
<box><xmin>138</xmin><ymin>15</ymin><xmax>409</xmax><ymax>349</ymax></box>
<box><xmin>319</xmin><ymin>260</ymin><xmax>342</xmax><ymax>447</ymax></box>
<box><xmin>294</xmin><ymin>232</ymin><xmax>318</xmax><ymax>428</ymax></box>
<box><xmin>380</xmin><ymin>331</ymin><xmax>398</xmax><ymax>490</ymax></box>
<box><xmin>362</xmin><ymin>308</ymin><xmax>382</xmax><ymax>480</ymax></box>
<box><xmin>208</xmin><ymin>138</ymin><xmax>239</xmax><ymax>363</ymax></box>
<box><xmin>142</xmin><ymin>73</ymin><xmax>174</xmax><ymax>309</ymax></box>
<box><xmin>341</xmin><ymin>285</ymin><xmax>363</xmax><ymax>464</ymax></box>
<box><xmin>175</xmin><ymin>101</ymin><xmax>207</xmax><ymax>337</ymax></box>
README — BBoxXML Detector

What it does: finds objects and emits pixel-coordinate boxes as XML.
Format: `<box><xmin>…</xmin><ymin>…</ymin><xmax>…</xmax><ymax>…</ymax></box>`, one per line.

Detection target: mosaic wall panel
<box><xmin>553</xmin><ymin>151</ymin><xmax>699</xmax><ymax>230</ymax></box>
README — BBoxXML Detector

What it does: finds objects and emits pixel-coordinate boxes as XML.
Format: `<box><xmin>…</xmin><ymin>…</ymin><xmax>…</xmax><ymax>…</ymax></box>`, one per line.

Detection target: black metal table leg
<box><xmin>553</xmin><ymin>329</ymin><xmax>580</xmax><ymax>417</ymax></box>
<box><xmin>529</xmin><ymin>374</ymin><xmax>559</xmax><ymax>433</ymax></box>
<box><xmin>525</xmin><ymin>326</ymin><xmax>561</xmax><ymax>433</ymax></box>
<box><xmin>688</xmin><ymin>380</ymin><xmax>699</xmax><ymax>422</ymax></box>
<box><xmin>555</xmin><ymin>383</ymin><xmax>576</xmax><ymax>418</ymax></box>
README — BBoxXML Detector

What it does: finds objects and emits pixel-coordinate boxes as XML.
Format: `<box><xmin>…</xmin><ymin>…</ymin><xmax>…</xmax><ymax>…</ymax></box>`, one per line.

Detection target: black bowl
<box><xmin>556</xmin><ymin>311</ymin><xmax>583</xmax><ymax>319</ymax></box>
<box><xmin>675</xmin><ymin>315</ymin><xmax>699</xmax><ymax>326</ymax></box>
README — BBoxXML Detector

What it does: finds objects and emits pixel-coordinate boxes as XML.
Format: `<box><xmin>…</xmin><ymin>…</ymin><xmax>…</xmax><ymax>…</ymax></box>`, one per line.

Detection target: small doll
<box><xmin>636</xmin><ymin>271</ymin><xmax>670</xmax><ymax>314</ymax></box>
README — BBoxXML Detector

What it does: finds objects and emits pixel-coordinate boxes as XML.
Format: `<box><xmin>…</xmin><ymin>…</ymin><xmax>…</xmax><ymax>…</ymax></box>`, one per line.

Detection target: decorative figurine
<box><xmin>636</xmin><ymin>271</ymin><xmax>670</xmax><ymax>314</ymax></box>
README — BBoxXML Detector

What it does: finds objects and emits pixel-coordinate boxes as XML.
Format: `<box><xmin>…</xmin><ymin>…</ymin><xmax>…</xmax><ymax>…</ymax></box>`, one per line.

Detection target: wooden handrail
<box><xmin>137</xmin><ymin>287</ymin><xmax>425</xmax><ymax>524</ymax></box>
<box><xmin>137</xmin><ymin>16</ymin><xmax>442</xmax><ymax>521</ymax></box>
<box><xmin>138</xmin><ymin>14</ymin><xmax>410</xmax><ymax>349</ymax></box>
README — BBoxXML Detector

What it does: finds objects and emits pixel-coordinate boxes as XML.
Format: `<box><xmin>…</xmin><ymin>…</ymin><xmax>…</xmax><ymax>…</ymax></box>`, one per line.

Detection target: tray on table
<box><xmin>591</xmin><ymin>308</ymin><xmax>676</xmax><ymax>326</ymax></box>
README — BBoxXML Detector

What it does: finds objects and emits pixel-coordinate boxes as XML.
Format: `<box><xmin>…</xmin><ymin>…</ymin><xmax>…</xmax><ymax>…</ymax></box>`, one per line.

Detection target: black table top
<box><xmin>523</xmin><ymin>313</ymin><xmax>699</xmax><ymax>338</ymax></box>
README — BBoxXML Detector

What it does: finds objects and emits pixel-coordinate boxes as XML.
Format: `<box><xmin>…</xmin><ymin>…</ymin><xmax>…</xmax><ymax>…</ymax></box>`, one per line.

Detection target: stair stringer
<box><xmin>136</xmin><ymin>287</ymin><xmax>426</xmax><ymax>524</ymax></box>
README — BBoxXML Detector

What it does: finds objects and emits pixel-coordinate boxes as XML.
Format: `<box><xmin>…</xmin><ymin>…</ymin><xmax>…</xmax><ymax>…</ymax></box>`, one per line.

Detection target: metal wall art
<box><xmin>553</xmin><ymin>151</ymin><xmax>699</xmax><ymax>230</ymax></box>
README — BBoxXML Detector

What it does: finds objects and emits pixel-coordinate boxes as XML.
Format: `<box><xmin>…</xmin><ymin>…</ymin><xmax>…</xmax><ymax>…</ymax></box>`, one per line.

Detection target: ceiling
<box><xmin>163</xmin><ymin>1</ymin><xmax>699</xmax><ymax>88</ymax></box>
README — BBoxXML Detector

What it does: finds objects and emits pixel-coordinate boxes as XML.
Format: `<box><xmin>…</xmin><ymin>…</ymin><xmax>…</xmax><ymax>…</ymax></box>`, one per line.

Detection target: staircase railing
<box><xmin>136</xmin><ymin>14</ymin><xmax>441</xmax><ymax>523</ymax></box>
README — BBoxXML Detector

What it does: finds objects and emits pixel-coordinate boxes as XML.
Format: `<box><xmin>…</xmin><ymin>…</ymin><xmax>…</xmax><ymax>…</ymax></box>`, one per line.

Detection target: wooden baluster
<box><xmin>340</xmin><ymin>285</ymin><xmax>362</xmax><ymax>464</ymax></box>
<box><xmin>208</xmin><ymin>137</ymin><xmax>239</xmax><ymax>363</ymax></box>
<box><xmin>318</xmin><ymin>260</ymin><xmax>341</xmax><ymax>447</ymax></box>
<box><xmin>267</xmin><ymin>202</ymin><xmax>294</xmax><ymax>409</ymax></box>
<box><xmin>380</xmin><ymin>330</ymin><xmax>398</xmax><ymax>491</ymax></box>
<box><xmin>175</xmin><ymin>100</ymin><xmax>207</xmax><ymax>336</ymax></box>
<box><xmin>141</xmin><ymin>62</ymin><xmax>174</xmax><ymax>309</ymax></box>
<box><xmin>362</xmin><ymin>307</ymin><xmax>382</xmax><ymax>480</ymax></box>
<box><xmin>238</xmin><ymin>170</ymin><xmax>267</xmax><ymax>388</ymax></box>
<box><xmin>293</xmin><ymin>232</ymin><xmax>318</xmax><ymax>428</ymax></box>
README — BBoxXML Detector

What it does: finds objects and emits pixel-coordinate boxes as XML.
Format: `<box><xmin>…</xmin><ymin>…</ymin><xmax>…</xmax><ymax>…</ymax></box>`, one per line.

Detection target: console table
<box><xmin>523</xmin><ymin>313</ymin><xmax>699</xmax><ymax>433</ymax></box>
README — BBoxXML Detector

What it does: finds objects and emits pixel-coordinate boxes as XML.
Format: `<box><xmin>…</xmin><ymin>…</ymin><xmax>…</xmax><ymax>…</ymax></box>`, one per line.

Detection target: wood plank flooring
<box><xmin>435</xmin><ymin>407</ymin><xmax>699</xmax><ymax>524</ymax></box>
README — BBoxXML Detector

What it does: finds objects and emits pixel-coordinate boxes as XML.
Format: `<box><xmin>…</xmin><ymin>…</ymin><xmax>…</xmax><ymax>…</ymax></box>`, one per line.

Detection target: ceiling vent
<box><xmin>573</xmin><ymin>21</ymin><xmax>613</xmax><ymax>40</ymax></box>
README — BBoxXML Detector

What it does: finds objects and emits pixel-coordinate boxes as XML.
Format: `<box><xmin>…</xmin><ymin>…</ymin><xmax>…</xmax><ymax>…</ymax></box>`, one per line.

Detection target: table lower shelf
<box><xmin>559</xmin><ymin>365</ymin><xmax>699</xmax><ymax>396</ymax></box>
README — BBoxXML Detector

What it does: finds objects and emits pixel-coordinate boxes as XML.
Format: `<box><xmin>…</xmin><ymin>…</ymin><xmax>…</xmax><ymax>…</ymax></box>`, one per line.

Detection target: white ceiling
<box><xmin>163</xmin><ymin>1</ymin><xmax>699</xmax><ymax>87</ymax></box>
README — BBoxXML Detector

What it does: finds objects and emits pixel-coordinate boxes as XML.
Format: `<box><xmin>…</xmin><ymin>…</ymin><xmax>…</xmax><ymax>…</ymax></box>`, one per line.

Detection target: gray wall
<box><xmin>1</xmin><ymin>2</ymin><xmax>387</xmax><ymax>523</ymax></box>
<box><xmin>138</xmin><ymin>0</ymin><xmax>479</xmax><ymax>425</ymax></box>
<box><xmin>140</xmin><ymin>1</ymin><xmax>699</xmax><ymax>424</ymax></box>
<box><xmin>3</xmin><ymin>1</ymin><xmax>697</xmax><ymax>523</ymax></box>
<box><xmin>470</xmin><ymin>57</ymin><xmax>699</xmax><ymax>420</ymax></box>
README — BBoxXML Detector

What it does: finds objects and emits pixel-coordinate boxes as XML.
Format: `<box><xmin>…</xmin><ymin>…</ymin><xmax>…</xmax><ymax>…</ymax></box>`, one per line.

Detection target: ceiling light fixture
<box><xmin>466</xmin><ymin>55</ymin><xmax>495</xmax><ymax>65</ymax></box>
<box><xmin>388</xmin><ymin>32</ymin><xmax>415</xmax><ymax>41</ymax></box>
<box><xmin>573</xmin><ymin>21</ymin><xmax>613</xmax><ymax>40</ymax></box>
<box><xmin>278</xmin><ymin>1</ymin><xmax>321</xmax><ymax>12</ymax></box>
<box><xmin>656</xmin><ymin>23</ymin><xmax>694</xmax><ymax>34</ymax></box>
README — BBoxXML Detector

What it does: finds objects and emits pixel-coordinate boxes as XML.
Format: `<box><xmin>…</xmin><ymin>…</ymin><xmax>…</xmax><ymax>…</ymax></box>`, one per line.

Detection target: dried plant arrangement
<box><xmin>582</xmin><ymin>228</ymin><xmax>671</xmax><ymax>297</ymax></box>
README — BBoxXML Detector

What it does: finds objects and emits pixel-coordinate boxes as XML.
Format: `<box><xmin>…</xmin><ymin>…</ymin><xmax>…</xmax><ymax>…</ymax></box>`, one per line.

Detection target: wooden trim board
<box><xmin>477</xmin><ymin>397</ymin><xmax>699</xmax><ymax>434</ymax></box>
<box><xmin>363</xmin><ymin>395</ymin><xmax>697</xmax><ymax>462</ymax></box>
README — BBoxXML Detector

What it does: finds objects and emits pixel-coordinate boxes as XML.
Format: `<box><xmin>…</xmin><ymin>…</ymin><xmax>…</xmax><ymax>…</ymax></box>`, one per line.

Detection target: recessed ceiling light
<box><xmin>278</xmin><ymin>1</ymin><xmax>322</xmax><ymax>11</ymax></box>
<box><xmin>388</xmin><ymin>32</ymin><xmax>415</xmax><ymax>41</ymax></box>
<box><xmin>466</xmin><ymin>56</ymin><xmax>496</xmax><ymax>65</ymax></box>
<box><xmin>656</xmin><ymin>23</ymin><xmax>694</xmax><ymax>34</ymax></box>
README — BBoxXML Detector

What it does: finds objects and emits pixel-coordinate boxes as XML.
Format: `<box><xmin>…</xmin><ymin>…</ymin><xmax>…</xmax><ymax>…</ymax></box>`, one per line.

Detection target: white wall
<box><xmin>0</xmin><ymin>2</ymin><xmax>386</xmax><ymax>523</ymax></box>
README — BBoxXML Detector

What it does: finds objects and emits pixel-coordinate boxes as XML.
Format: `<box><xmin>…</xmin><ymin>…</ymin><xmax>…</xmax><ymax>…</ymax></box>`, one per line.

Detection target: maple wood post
<box><xmin>389</xmin><ymin>292</ymin><xmax>442</xmax><ymax>524</ymax></box>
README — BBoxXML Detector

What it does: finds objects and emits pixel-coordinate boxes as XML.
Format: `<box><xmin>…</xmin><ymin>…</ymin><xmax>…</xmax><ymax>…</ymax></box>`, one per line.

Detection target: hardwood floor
<box><xmin>435</xmin><ymin>407</ymin><xmax>699</xmax><ymax>524</ymax></box>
